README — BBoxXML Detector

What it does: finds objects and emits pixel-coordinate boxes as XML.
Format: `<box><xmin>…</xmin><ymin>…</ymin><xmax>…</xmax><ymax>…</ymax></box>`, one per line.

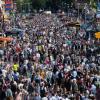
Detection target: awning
<box><xmin>0</xmin><ymin>37</ymin><xmax>13</xmax><ymax>42</ymax></box>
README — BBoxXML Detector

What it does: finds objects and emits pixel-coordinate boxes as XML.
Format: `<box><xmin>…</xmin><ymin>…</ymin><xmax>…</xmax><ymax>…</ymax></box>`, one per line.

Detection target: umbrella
<box><xmin>0</xmin><ymin>37</ymin><xmax>13</xmax><ymax>42</ymax></box>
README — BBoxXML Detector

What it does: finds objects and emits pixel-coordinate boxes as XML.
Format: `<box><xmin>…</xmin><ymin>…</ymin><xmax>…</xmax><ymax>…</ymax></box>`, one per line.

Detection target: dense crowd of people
<box><xmin>0</xmin><ymin>11</ymin><xmax>100</xmax><ymax>100</ymax></box>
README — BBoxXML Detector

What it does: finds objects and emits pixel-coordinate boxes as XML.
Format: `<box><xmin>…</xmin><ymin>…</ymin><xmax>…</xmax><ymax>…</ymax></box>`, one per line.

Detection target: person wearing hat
<box><xmin>12</xmin><ymin>63</ymin><xmax>19</xmax><ymax>72</ymax></box>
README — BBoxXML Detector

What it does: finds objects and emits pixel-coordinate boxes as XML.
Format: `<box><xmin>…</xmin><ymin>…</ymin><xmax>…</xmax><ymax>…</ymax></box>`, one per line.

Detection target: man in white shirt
<box><xmin>50</xmin><ymin>96</ymin><xmax>57</xmax><ymax>100</ymax></box>
<box><xmin>42</xmin><ymin>97</ymin><xmax>48</xmax><ymax>100</ymax></box>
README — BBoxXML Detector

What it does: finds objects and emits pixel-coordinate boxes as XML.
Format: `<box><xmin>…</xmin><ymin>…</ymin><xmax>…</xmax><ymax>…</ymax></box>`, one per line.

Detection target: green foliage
<box><xmin>89</xmin><ymin>0</ymin><xmax>97</xmax><ymax>9</ymax></box>
<box><xmin>32</xmin><ymin>0</ymin><xmax>47</xmax><ymax>10</ymax></box>
<box><xmin>16</xmin><ymin>0</ymin><xmax>32</xmax><ymax>13</ymax></box>
<box><xmin>16</xmin><ymin>0</ymin><xmax>97</xmax><ymax>11</ymax></box>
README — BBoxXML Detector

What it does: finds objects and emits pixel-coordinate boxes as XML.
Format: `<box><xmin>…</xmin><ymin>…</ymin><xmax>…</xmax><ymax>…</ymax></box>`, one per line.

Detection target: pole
<box><xmin>67</xmin><ymin>4</ymin><xmax>69</xmax><ymax>19</ymax></box>
<box><xmin>20</xmin><ymin>4</ymin><xmax>23</xmax><ymax>13</ymax></box>
<box><xmin>85</xmin><ymin>3</ymin><xmax>87</xmax><ymax>24</ymax></box>
<box><xmin>2</xmin><ymin>15</ymin><xmax>4</xmax><ymax>32</ymax></box>
<box><xmin>78</xmin><ymin>3</ymin><xmax>79</xmax><ymax>20</ymax></box>
<box><xmin>28</xmin><ymin>3</ymin><xmax>29</xmax><ymax>14</ymax></box>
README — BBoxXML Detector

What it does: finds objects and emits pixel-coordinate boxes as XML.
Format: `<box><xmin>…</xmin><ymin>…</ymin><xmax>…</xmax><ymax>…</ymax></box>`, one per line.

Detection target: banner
<box><xmin>95</xmin><ymin>32</ymin><xmax>100</xmax><ymax>39</ymax></box>
<box><xmin>5</xmin><ymin>0</ymin><xmax>12</xmax><ymax>11</ymax></box>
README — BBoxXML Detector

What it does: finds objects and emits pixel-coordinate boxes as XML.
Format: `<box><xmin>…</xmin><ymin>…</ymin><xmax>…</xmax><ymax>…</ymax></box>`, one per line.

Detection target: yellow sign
<box><xmin>95</xmin><ymin>32</ymin><xmax>100</xmax><ymax>39</ymax></box>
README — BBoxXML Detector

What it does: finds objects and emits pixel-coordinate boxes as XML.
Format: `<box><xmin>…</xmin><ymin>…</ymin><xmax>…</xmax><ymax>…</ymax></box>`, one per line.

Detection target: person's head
<box><xmin>73</xmin><ymin>79</ymin><xmax>77</xmax><ymax>83</ymax></box>
<box><xmin>7</xmin><ymin>84</ymin><xmax>11</xmax><ymax>89</ymax></box>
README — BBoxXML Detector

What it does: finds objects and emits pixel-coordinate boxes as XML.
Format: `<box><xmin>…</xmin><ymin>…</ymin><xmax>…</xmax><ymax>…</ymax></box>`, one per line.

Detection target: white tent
<box><xmin>96</xmin><ymin>13</ymin><xmax>100</xmax><ymax>18</ymax></box>
<box><xmin>44</xmin><ymin>11</ymin><xmax>51</xmax><ymax>15</ymax></box>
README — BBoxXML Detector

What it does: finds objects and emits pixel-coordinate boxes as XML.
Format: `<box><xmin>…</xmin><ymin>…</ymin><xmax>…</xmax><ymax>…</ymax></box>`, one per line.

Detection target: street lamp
<box><xmin>64</xmin><ymin>2</ymin><xmax>66</xmax><ymax>11</ymax></box>
<box><xmin>20</xmin><ymin>0</ymin><xmax>23</xmax><ymax>13</ymax></box>
<box><xmin>67</xmin><ymin>4</ymin><xmax>69</xmax><ymax>19</ymax></box>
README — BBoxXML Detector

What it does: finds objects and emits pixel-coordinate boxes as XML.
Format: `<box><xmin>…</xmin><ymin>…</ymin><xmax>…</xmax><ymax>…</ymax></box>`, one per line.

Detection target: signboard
<box><xmin>96</xmin><ymin>3</ymin><xmax>100</xmax><ymax>19</ymax></box>
<box><xmin>95</xmin><ymin>32</ymin><xmax>100</xmax><ymax>39</ymax></box>
<box><xmin>97</xmin><ymin>3</ymin><xmax>100</xmax><ymax>11</ymax></box>
<box><xmin>5</xmin><ymin>0</ymin><xmax>12</xmax><ymax>11</ymax></box>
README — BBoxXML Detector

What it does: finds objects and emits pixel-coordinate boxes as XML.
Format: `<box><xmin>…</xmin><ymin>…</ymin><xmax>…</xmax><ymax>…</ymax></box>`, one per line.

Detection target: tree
<box><xmin>16</xmin><ymin>0</ymin><xmax>32</xmax><ymax>13</ymax></box>
<box><xmin>89</xmin><ymin>0</ymin><xmax>96</xmax><ymax>9</ymax></box>
<box><xmin>32</xmin><ymin>0</ymin><xmax>47</xmax><ymax>10</ymax></box>
<box><xmin>16</xmin><ymin>0</ymin><xmax>76</xmax><ymax>12</ymax></box>
<box><xmin>49</xmin><ymin>0</ymin><xmax>74</xmax><ymax>11</ymax></box>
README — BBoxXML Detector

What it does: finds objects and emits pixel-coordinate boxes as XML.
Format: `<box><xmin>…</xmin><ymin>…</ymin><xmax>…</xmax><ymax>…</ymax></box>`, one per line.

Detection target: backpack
<box><xmin>40</xmin><ymin>87</ymin><xmax>45</xmax><ymax>98</ymax></box>
<box><xmin>35</xmin><ymin>76</ymin><xmax>40</xmax><ymax>83</ymax></box>
<box><xmin>79</xmin><ymin>84</ymin><xmax>85</xmax><ymax>93</ymax></box>
<box><xmin>58</xmin><ymin>72</ymin><xmax>63</xmax><ymax>79</ymax></box>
